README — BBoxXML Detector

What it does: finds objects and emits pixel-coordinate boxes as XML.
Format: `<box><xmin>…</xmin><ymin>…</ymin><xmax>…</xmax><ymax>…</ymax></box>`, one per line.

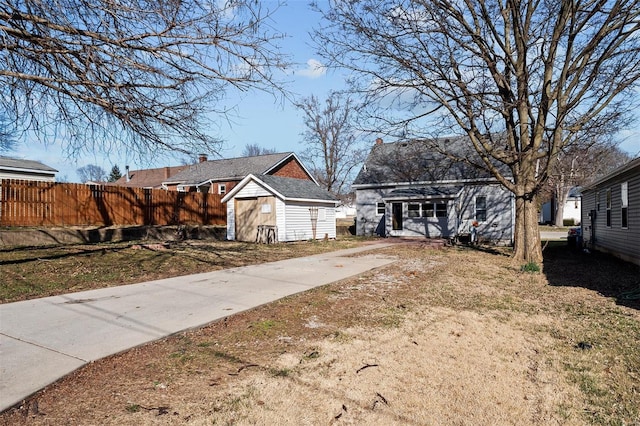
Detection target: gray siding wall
<box><xmin>457</xmin><ymin>185</ymin><xmax>514</xmax><ymax>243</ymax></box>
<box><xmin>355</xmin><ymin>183</ymin><xmax>513</xmax><ymax>243</ymax></box>
<box><xmin>355</xmin><ymin>187</ymin><xmax>389</xmax><ymax>236</ymax></box>
<box><xmin>581</xmin><ymin>166</ymin><xmax>640</xmax><ymax>266</ymax></box>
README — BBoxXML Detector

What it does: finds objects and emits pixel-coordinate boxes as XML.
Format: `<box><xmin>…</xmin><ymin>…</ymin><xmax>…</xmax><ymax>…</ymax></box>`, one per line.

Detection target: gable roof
<box><xmin>164</xmin><ymin>152</ymin><xmax>312</xmax><ymax>187</ymax></box>
<box><xmin>112</xmin><ymin>165</ymin><xmax>189</xmax><ymax>188</ymax></box>
<box><xmin>353</xmin><ymin>137</ymin><xmax>498</xmax><ymax>187</ymax></box>
<box><xmin>0</xmin><ymin>156</ymin><xmax>58</xmax><ymax>174</ymax></box>
<box><xmin>222</xmin><ymin>174</ymin><xmax>339</xmax><ymax>204</ymax></box>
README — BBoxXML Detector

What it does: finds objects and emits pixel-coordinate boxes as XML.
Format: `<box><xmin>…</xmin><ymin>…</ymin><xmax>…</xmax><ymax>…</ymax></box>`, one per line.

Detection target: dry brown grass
<box><xmin>1</xmin><ymin>242</ymin><xmax>639</xmax><ymax>425</ymax></box>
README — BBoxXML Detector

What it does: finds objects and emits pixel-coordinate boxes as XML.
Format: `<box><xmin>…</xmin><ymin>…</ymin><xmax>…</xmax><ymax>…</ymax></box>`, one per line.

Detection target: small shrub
<box><xmin>521</xmin><ymin>262</ymin><xmax>540</xmax><ymax>273</ymax></box>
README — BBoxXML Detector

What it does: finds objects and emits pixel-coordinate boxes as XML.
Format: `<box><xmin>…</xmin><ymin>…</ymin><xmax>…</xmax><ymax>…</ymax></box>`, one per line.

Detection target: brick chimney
<box><xmin>375</xmin><ymin>138</ymin><xmax>383</xmax><ymax>145</ymax></box>
<box><xmin>164</xmin><ymin>166</ymin><xmax>170</xmax><ymax>179</ymax></box>
<box><xmin>198</xmin><ymin>154</ymin><xmax>208</xmax><ymax>163</ymax></box>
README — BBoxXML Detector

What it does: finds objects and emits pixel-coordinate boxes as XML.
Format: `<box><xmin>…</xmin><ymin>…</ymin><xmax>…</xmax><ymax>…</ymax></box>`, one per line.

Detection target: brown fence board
<box><xmin>0</xmin><ymin>179</ymin><xmax>226</xmax><ymax>227</ymax></box>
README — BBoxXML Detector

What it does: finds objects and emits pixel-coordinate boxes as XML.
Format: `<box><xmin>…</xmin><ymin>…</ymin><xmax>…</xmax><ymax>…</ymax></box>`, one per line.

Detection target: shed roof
<box><xmin>222</xmin><ymin>174</ymin><xmax>339</xmax><ymax>204</ymax></box>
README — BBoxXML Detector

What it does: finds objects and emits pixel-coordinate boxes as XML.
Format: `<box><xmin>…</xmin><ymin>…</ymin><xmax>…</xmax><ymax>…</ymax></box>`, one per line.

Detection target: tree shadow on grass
<box><xmin>543</xmin><ymin>241</ymin><xmax>640</xmax><ymax>311</ymax></box>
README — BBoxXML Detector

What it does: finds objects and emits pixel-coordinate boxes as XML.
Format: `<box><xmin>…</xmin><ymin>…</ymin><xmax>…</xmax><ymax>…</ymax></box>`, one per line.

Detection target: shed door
<box><xmin>235</xmin><ymin>196</ymin><xmax>276</xmax><ymax>242</ymax></box>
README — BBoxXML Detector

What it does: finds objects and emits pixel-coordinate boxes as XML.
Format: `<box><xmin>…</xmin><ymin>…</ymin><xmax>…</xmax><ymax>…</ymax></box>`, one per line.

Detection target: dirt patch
<box><xmin>2</xmin><ymin>243</ymin><xmax>639</xmax><ymax>425</ymax></box>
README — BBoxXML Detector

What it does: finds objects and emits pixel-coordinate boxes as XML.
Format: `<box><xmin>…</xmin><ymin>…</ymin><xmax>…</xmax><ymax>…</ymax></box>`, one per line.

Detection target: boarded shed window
<box><xmin>376</xmin><ymin>202</ymin><xmax>385</xmax><ymax>215</ymax></box>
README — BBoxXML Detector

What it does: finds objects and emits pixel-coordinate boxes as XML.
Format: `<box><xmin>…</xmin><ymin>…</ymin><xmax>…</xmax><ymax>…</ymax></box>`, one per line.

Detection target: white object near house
<box><xmin>221</xmin><ymin>174</ymin><xmax>339</xmax><ymax>242</ymax></box>
<box><xmin>539</xmin><ymin>187</ymin><xmax>581</xmax><ymax>225</ymax></box>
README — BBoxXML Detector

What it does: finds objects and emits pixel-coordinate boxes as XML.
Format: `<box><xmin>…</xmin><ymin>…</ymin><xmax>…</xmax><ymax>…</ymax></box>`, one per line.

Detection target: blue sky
<box><xmin>7</xmin><ymin>0</ymin><xmax>640</xmax><ymax>182</ymax></box>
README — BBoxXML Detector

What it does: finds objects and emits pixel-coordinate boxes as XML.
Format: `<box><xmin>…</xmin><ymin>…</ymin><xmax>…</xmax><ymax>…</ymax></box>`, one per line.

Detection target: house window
<box><xmin>621</xmin><ymin>182</ymin><xmax>628</xmax><ymax>229</ymax></box>
<box><xmin>376</xmin><ymin>202</ymin><xmax>385</xmax><ymax>215</ymax></box>
<box><xmin>218</xmin><ymin>184</ymin><xmax>226</xmax><ymax>195</ymax></box>
<box><xmin>408</xmin><ymin>203</ymin><xmax>420</xmax><ymax>218</ymax></box>
<box><xmin>475</xmin><ymin>196</ymin><xmax>487</xmax><ymax>222</ymax></box>
<box><xmin>422</xmin><ymin>203</ymin><xmax>434</xmax><ymax>218</ymax></box>
<box><xmin>606</xmin><ymin>189</ymin><xmax>612</xmax><ymax>227</ymax></box>
<box><xmin>408</xmin><ymin>202</ymin><xmax>447</xmax><ymax>218</ymax></box>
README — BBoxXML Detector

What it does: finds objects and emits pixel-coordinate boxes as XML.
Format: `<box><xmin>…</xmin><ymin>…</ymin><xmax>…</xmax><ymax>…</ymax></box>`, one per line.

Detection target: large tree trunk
<box><xmin>513</xmin><ymin>194</ymin><xmax>543</xmax><ymax>264</ymax></box>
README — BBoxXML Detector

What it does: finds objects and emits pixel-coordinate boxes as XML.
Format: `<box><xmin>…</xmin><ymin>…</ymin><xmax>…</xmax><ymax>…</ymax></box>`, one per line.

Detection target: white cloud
<box><xmin>296</xmin><ymin>59</ymin><xmax>327</xmax><ymax>79</ymax></box>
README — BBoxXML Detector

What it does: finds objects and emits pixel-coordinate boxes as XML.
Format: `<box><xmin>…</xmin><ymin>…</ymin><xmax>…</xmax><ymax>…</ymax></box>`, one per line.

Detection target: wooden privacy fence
<box><xmin>0</xmin><ymin>179</ymin><xmax>226</xmax><ymax>227</ymax></box>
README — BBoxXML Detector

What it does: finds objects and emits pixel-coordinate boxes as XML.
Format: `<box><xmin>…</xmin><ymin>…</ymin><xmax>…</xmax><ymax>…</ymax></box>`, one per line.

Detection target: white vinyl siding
<box><xmin>283</xmin><ymin>202</ymin><xmax>336</xmax><ymax>241</ymax></box>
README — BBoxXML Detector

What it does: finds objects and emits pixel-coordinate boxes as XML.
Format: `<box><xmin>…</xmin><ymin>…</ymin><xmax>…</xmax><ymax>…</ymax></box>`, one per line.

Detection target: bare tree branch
<box><xmin>296</xmin><ymin>91</ymin><xmax>366</xmax><ymax>194</ymax></box>
<box><xmin>0</xmin><ymin>0</ymin><xmax>290</xmax><ymax>157</ymax></box>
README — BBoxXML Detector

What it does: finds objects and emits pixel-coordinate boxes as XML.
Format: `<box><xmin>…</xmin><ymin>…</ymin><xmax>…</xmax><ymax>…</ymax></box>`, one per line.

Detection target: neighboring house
<box><xmin>0</xmin><ymin>156</ymin><xmax>58</xmax><ymax>182</ymax></box>
<box><xmin>222</xmin><ymin>174</ymin><xmax>339</xmax><ymax>242</ymax></box>
<box><xmin>352</xmin><ymin>138</ymin><xmax>514</xmax><ymax>244</ymax></box>
<box><xmin>112</xmin><ymin>165</ymin><xmax>189</xmax><ymax>189</ymax></box>
<box><xmin>162</xmin><ymin>152</ymin><xmax>315</xmax><ymax>195</ymax></box>
<box><xmin>540</xmin><ymin>187</ymin><xmax>582</xmax><ymax>225</ymax></box>
<box><xmin>581</xmin><ymin>157</ymin><xmax>640</xmax><ymax>266</ymax></box>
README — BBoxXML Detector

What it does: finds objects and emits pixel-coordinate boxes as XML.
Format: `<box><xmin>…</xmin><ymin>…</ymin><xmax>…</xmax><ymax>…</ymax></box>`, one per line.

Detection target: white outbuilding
<box><xmin>221</xmin><ymin>174</ymin><xmax>339</xmax><ymax>242</ymax></box>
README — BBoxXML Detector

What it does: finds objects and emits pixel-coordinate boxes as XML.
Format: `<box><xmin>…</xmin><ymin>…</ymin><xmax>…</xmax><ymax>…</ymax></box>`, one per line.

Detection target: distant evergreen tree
<box><xmin>108</xmin><ymin>165</ymin><xmax>122</xmax><ymax>182</ymax></box>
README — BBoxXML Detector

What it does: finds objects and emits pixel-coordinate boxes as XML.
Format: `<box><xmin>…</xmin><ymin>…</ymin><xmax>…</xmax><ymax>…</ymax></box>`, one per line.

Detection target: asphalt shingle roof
<box><xmin>112</xmin><ymin>165</ymin><xmax>189</xmax><ymax>188</ymax></box>
<box><xmin>0</xmin><ymin>156</ymin><xmax>58</xmax><ymax>173</ymax></box>
<box><xmin>353</xmin><ymin>137</ymin><xmax>496</xmax><ymax>186</ymax></box>
<box><xmin>256</xmin><ymin>174</ymin><xmax>338</xmax><ymax>201</ymax></box>
<box><xmin>165</xmin><ymin>153</ymin><xmax>294</xmax><ymax>185</ymax></box>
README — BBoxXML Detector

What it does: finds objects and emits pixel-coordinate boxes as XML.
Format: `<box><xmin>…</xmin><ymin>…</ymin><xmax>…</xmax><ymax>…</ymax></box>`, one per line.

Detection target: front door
<box><xmin>392</xmin><ymin>202</ymin><xmax>403</xmax><ymax>230</ymax></box>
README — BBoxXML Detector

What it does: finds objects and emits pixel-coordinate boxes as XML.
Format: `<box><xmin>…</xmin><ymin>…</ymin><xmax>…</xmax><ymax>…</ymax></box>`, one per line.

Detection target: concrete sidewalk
<box><xmin>0</xmin><ymin>243</ymin><xmax>396</xmax><ymax>412</ymax></box>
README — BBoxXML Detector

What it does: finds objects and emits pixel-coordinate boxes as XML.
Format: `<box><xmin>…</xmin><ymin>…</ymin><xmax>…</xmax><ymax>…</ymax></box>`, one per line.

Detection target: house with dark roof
<box><xmin>222</xmin><ymin>174</ymin><xmax>339</xmax><ymax>242</ymax></box>
<box><xmin>112</xmin><ymin>165</ymin><xmax>190</xmax><ymax>189</ymax></box>
<box><xmin>162</xmin><ymin>152</ymin><xmax>315</xmax><ymax>195</ymax></box>
<box><xmin>352</xmin><ymin>138</ymin><xmax>514</xmax><ymax>244</ymax></box>
<box><xmin>581</xmin><ymin>157</ymin><xmax>640</xmax><ymax>266</ymax></box>
<box><xmin>0</xmin><ymin>156</ymin><xmax>58</xmax><ymax>181</ymax></box>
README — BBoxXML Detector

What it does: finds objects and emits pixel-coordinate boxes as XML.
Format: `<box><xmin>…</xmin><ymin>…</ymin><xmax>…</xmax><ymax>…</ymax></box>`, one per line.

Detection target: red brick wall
<box><xmin>270</xmin><ymin>158</ymin><xmax>312</xmax><ymax>180</ymax></box>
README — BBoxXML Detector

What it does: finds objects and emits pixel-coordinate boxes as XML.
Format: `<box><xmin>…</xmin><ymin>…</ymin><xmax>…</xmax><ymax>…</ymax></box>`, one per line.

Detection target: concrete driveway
<box><xmin>0</xmin><ymin>243</ymin><xmax>396</xmax><ymax>412</ymax></box>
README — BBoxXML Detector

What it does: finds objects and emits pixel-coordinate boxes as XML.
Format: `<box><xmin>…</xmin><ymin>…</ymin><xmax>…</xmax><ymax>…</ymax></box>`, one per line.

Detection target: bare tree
<box><xmin>0</xmin><ymin>113</ymin><xmax>16</xmax><ymax>152</ymax></box>
<box><xmin>77</xmin><ymin>164</ymin><xmax>107</xmax><ymax>183</ymax></box>
<box><xmin>546</xmin><ymin>140</ymin><xmax>631</xmax><ymax>226</ymax></box>
<box><xmin>296</xmin><ymin>91</ymin><xmax>365</xmax><ymax>194</ymax></box>
<box><xmin>242</xmin><ymin>144</ymin><xmax>277</xmax><ymax>157</ymax></box>
<box><xmin>313</xmin><ymin>0</ymin><xmax>640</xmax><ymax>262</ymax></box>
<box><xmin>1</xmin><ymin>0</ymin><xmax>289</xmax><ymax>157</ymax></box>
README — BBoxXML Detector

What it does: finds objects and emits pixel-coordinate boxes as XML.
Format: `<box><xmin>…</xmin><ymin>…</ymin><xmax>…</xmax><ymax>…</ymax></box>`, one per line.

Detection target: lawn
<box><xmin>0</xmin><ymin>238</ymin><xmax>365</xmax><ymax>303</ymax></box>
<box><xmin>1</xmin><ymin>238</ymin><xmax>639</xmax><ymax>425</ymax></box>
